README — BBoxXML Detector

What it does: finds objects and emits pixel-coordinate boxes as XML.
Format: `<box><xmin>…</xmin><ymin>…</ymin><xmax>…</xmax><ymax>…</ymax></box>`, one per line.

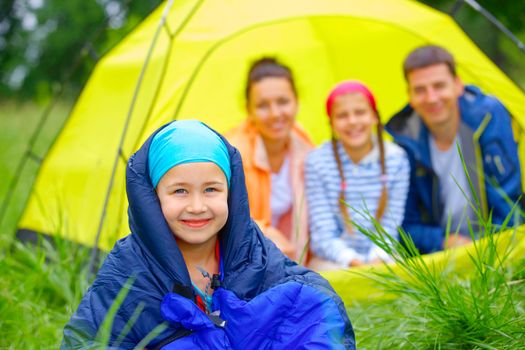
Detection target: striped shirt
<box><xmin>305</xmin><ymin>140</ymin><xmax>410</xmax><ymax>266</ymax></box>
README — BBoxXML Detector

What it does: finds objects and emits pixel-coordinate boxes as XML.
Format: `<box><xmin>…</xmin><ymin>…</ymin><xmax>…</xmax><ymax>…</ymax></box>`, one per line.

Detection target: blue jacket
<box><xmin>386</xmin><ymin>85</ymin><xmax>523</xmax><ymax>254</ymax></box>
<box><xmin>61</xmin><ymin>123</ymin><xmax>355</xmax><ymax>349</ymax></box>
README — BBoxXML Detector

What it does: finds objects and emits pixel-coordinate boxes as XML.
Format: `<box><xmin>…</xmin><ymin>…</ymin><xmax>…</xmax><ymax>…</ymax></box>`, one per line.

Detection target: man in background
<box><xmin>386</xmin><ymin>45</ymin><xmax>523</xmax><ymax>254</ymax></box>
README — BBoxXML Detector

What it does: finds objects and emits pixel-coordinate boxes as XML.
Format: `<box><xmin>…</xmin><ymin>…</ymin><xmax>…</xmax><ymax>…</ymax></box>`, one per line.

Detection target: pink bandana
<box><xmin>325</xmin><ymin>80</ymin><xmax>377</xmax><ymax>117</ymax></box>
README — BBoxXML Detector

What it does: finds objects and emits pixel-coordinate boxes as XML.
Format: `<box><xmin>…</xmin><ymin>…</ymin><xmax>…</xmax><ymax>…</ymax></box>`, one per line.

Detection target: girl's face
<box><xmin>156</xmin><ymin>162</ymin><xmax>229</xmax><ymax>247</ymax></box>
<box><xmin>247</xmin><ymin>77</ymin><xmax>298</xmax><ymax>144</ymax></box>
<box><xmin>330</xmin><ymin>92</ymin><xmax>378</xmax><ymax>156</ymax></box>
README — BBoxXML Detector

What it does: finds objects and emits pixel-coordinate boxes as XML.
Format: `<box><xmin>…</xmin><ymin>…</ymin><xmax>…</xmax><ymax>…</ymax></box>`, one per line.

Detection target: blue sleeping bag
<box><xmin>61</xmin><ymin>122</ymin><xmax>355</xmax><ymax>349</ymax></box>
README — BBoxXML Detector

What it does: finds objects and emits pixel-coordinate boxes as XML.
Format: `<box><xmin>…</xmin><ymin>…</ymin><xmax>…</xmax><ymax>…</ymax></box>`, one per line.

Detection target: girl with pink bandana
<box><xmin>305</xmin><ymin>81</ymin><xmax>410</xmax><ymax>270</ymax></box>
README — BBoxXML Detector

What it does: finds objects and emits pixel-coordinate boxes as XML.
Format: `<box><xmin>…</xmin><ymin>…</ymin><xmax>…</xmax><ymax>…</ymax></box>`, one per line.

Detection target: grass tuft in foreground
<box><xmin>0</xmin><ymin>234</ymin><xmax>96</xmax><ymax>349</ymax></box>
<box><xmin>347</xmin><ymin>193</ymin><xmax>525</xmax><ymax>349</ymax></box>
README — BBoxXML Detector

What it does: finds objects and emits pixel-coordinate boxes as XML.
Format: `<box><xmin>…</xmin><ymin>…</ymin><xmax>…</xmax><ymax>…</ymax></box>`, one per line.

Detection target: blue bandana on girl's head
<box><xmin>148</xmin><ymin>120</ymin><xmax>231</xmax><ymax>188</ymax></box>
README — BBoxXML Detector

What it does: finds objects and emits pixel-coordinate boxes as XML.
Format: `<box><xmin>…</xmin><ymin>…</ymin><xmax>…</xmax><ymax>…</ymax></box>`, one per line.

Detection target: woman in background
<box><xmin>226</xmin><ymin>57</ymin><xmax>313</xmax><ymax>262</ymax></box>
<box><xmin>305</xmin><ymin>80</ymin><xmax>410</xmax><ymax>270</ymax></box>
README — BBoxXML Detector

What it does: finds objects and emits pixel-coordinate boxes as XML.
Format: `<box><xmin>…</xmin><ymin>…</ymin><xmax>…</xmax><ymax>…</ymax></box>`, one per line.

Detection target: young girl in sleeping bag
<box><xmin>61</xmin><ymin>120</ymin><xmax>355</xmax><ymax>349</ymax></box>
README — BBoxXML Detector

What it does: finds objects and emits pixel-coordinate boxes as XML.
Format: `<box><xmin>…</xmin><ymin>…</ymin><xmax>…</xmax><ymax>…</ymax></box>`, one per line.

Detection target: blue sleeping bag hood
<box><xmin>61</xmin><ymin>121</ymin><xmax>355</xmax><ymax>349</ymax></box>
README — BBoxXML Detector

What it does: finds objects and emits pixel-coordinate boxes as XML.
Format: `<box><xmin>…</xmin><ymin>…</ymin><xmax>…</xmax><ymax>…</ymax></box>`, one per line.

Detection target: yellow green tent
<box><xmin>16</xmin><ymin>0</ymin><xmax>524</xmax><ymax>303</ymax></box>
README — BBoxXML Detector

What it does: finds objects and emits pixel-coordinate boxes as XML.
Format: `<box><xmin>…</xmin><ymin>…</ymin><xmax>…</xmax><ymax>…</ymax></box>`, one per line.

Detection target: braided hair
<box><xmin>326</xmin><ymin>81</ymin><xmax>388</xmax><ymax>234</ymax></box>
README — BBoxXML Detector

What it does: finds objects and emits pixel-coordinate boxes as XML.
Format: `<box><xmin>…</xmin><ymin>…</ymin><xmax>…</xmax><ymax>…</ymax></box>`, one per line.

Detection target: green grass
<box><xmin>0</xmin><ymin>237</ymin><xmax>93</xmax><ymax>349</ymax></box>
<box><xmin>347</xmin><ymin>186</ymin><xmax>525</xmax><ymax>349</ymax></box>
<box><xmin>348</xmin><ymin>235</ymin><xmax>525</xmax><ymax>349</ymax></box>
<box><xmin>0</xmin><ymin>99</ymin><xmax>85</xmax><ymax>349</ymax></box>
<box><xmin>0</xmin><ymin>100</ymin><xmax>71</xmax><ymax>244</ymax></box>
<box><xmin>0</xmin><ymin>101</ymin><xmax>64</xmax><ymax>193</ymax></box>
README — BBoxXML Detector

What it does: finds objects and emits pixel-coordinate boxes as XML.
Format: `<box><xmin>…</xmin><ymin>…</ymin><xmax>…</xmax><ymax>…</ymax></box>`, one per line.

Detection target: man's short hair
<box><xmin>403</xmin><ymin>45</ymin><xmax>456</xmax><ymax>79</ymax></box>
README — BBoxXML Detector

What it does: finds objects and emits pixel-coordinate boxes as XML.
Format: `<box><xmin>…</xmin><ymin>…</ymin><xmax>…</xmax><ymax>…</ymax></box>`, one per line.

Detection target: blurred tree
<box><xmin>423</xmin><ymin>0</ymin><xmax>525</xmax><ymax>89</ymax></box>
<box><xmin>433</xmin><ymin>0</ymin><xmax>524</xmax><ymax>32</ymax></box>
<box><xmin>0</xmin><ymin>0</ymin><xmax>522</xmax><ymax>100</ymax></box>
<box><xmin>0</xmin><ymin>0</ymin><xmax>25</xmax><ymax>97</ymax></box>
<box><xmin>27</xmin><ymin>1</ymin><xmax>106</xmax><ymax>100</ymax></box>
<box><xmin>0</xmin><ymin>0</ymin><xmax>162</xmax><ymax>101</ymax></box>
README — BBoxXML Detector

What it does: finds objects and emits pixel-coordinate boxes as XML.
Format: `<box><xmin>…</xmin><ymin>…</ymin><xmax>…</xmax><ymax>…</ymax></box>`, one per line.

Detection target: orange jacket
<box><xmin>225</xmin><ymin>121</ymin><xmax>313</xmax><ymax>262</ymax></box>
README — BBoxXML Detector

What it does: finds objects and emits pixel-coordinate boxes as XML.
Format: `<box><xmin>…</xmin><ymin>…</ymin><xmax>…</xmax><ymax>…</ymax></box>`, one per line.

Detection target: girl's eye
<box><xmin>173</xmin><ymin>189</ymin><xmax>187</xmax><ymax>194</ymax></box>
<box><xmin>277</xmin><ymin>97</ymin><xmax>290</xmax><ymax>106</ymax></box>
<box><xmin>355</xmin><ymin>109</ymin><xmax>367</xmax><ymax>116</ymax></box>
<box><xmin>204</xmin><ymin>187</ymin><xmax>217</xmax><ymax>193</ymax></box>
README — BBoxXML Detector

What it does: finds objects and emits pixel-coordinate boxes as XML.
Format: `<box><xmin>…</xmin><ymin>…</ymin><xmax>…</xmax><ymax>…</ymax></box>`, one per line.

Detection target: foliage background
<box><xmin>0</xmin><ymin>0</ymin><xmax>164</xmax><ymax>101</ymax></box>
<box><xmin>0</xmin><ymin>0</ymin><xmax>523</xmax><ymax>103</ymax></box>
<box><xmin>421</xmin><ymin>0</ymin><xmax>525</xmax><ymax>89</ymax></box>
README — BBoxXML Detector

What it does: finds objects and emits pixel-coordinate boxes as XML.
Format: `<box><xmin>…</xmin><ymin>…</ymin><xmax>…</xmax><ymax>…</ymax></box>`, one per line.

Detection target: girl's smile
<box><xmin>156</xmin><ymin>162</ymin><xmax>229</xmax><ymax>246</ymax></box>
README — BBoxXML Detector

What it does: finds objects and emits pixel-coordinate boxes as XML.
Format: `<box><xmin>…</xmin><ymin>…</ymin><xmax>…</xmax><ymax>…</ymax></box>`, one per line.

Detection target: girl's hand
<box><xmin>444</xmin><ymin>234</ymin><xmax>471</xmax><ymax>249</ymax></box>
<box><xmin>348</xmin><ymin>259</ymin><xmax>364</xmax><ymax>267</ymax></box>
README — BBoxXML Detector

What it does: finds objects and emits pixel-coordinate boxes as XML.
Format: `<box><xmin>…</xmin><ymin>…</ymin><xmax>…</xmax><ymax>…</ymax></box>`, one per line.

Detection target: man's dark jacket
<box><xmin>386</xmin><ymin>85</ymin><xmax>523</xmax><ymax>254</ymax></box>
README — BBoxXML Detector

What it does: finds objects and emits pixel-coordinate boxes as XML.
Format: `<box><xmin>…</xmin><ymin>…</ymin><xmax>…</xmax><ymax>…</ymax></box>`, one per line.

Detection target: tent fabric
<box><xmin>18</xmin><ymin>0</ymin><xmax>525</xmax><ymax>304</ymax></box>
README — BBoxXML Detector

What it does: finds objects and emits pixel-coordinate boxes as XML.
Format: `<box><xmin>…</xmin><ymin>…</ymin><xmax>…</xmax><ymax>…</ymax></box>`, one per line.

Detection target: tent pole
<box><xmin>449</xmin><ymin>0</ymin><xmax>464</xmax><ymax>17</ymax></box>
<box><xmin>87</xmin><ymin>0</ymin><xmax>177</xmax><ymax>277</ymax></box>
<box><xmin>463</xmin><ymin>0</ymin><xmax>525</xmax><ymax>53</ymax></box>
<box><xmin>87</xmin><ymin>0</ymin><xmax>205</xmax><ymax>276</ymax></box>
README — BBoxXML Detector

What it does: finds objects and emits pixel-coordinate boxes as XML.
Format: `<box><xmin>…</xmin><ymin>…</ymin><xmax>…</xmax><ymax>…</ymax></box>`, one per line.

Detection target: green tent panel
<box><xmin>17</xmin><ymin>0</ymin><xmax>524</xmax><ymax>303</ymax></box>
